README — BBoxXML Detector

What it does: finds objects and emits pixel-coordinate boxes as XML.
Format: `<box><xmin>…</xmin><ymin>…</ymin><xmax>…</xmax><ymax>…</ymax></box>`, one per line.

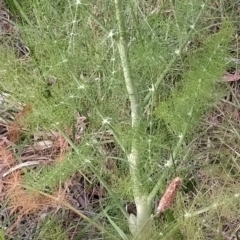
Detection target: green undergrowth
<box><xmin>33</xmin><ymin>216</ymin><xmax>68</xmax><ymax>240</ymax></box>
<box><xmin>0</xmin><ymin>0</ymin><xmax>240</xmax><ymax>239</ymax></box>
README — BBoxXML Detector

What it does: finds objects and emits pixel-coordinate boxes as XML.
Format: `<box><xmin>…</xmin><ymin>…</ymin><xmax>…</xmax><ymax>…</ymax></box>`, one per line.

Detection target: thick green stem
<box><xmin>114</xmin><ymin>0</ymin><xmax>152</xmax><ymax>236</ymax></box>
<box><xmin>114</xmin><ymin>0</ymin><xmax>139</xmax><ymax>128</ymax></box>
<box><xmin>114</xmin><ymin>0</ymin><xmax>141</xmax><ymax>192</ymax></box>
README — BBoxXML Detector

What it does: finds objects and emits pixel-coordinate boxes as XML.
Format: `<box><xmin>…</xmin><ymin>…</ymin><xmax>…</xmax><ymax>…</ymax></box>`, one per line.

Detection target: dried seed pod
<box><xmin>157</xmin><ymin>177</ymin><xmax>182</xmax><ymax>215</ymax></box>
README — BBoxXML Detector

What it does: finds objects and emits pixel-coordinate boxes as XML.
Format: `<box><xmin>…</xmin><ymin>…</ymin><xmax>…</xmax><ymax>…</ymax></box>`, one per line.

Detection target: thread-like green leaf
<box><xmin>156</xmin><ymin>22</ymin><xmax>233</xmax><ymax>137</ymax></box>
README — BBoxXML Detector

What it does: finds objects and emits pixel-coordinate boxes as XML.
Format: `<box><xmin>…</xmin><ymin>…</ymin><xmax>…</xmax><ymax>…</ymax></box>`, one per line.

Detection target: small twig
<box><xmin>2</xmin><ymin>160</ymin><xmax>49</xmax><ymax>178</ymax></box>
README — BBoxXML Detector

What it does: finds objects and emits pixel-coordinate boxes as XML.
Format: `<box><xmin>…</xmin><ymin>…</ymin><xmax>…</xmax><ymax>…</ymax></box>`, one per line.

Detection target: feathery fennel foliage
<box><xmin>23</xmin><ymin>150</ymin><xmax>85</xmax><ymax>192</ymax></box>
<box><xmin>0</xmin><ymin>0</ymin><xmax>236</xmax><ymax>238</ymax></box>
<box><xmin>156</xmin><ymin>23</ymin><xmax>233</xmax><ymax>139</ymax></box>
<box><xmin>23</xmin><ymin>135</ymin><xmax>102</xmax><ymax>192</ymax></box>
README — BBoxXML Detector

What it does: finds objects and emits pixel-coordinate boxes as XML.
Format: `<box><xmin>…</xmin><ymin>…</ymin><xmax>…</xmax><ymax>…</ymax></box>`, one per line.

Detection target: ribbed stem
<box><xmin>114</xmin><ymin>0</ymin><xmax>152</xmax><ymax>237</ymax></box>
